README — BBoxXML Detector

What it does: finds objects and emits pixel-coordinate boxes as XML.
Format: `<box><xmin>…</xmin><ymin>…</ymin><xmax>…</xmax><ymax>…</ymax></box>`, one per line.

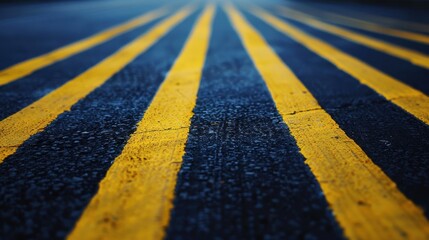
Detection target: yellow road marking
<box><xmin>225</xmin><ymin>4</ymin><xmax>429</xmax><ymax>239</ymax></box>
<box><xmin>248</xmin><ymin>6</ymin><xmax>429</xmax><ymax>125</ymax></box>
<box><xmin>325</xmin><ymin>9</ymin><xmax>429</xmax><ymax>34</ymax></box>
<box><xmin>67</xmin><ymin>5</ymin><xmax>214</xmax><ymax>240</ymax></box>
<box><xmin>277</xmin><ymin>6</ymin><xmax>429</xmax><ymax>69</ymax></box>
<box><xmin>0</xmin><ymin>6</ymin><xmax>168</xmax><ymax>86</ymax></box>
<box><xmin>290</xmin><ymin>5</ymin><xmax>429</xmax><ymax>45</ymax></box>
<box><xmin>0</xmin><ymin>6</ymin><xmax>195</xmax><ymax>164</ymax></box>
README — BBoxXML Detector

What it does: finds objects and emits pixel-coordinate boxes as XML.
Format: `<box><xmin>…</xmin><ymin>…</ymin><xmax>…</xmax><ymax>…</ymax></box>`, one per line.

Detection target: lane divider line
<box><xmin>0</xmin><ymin>5</ymin><xmax>168</xmax><ymax>86</ymax></box>
<box><xmin>308</xmin><ymin>7</ymin><xmax>429</xmax><ymax>34</ymax></box>
<box><xmin>67</xmin><ymin>5</ymin><xmax>215</xmax><ymax>240</ymax></box>
<box><xmin>277</xmin><ymin>6</ymin><xmax>429</xmax><ymax>69</ymax></box>
<box><xmin>248</xmin><ymin>5</ymin><xmax>429</xmax><ymax>125</ymax></box>
<box><xmin>289</xmin><ymin>5</ymin><xmax>429</xmax><ymax>45</ymax></box>
<box><xmin>0</xmin><ymin>5</ymin><xmax>195</xmax><ymax>164</ymax></box>
<box><xmin>341</xmin><ymin>11</ymin><xmax>429</xmax><ymax>34</ymax></box>
<box><xmin>225</xmin><ymin>4</ymin><xmax>429</xmax><ymax>240</ymax></box>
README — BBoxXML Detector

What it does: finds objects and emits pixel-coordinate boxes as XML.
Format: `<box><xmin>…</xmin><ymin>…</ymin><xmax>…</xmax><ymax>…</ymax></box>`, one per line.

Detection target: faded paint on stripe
<box><xmin>0</xmin><ymin>6</ymin><xmax>194</xmax><ymax>164</ymax></box>
<box><xmin>0</xmin><ymin>6</ymin><xmax>167</xmax><ymax>86</ymax></box>
<box><xmin>277</xmin><ymin>6</ymin><xmax>429</xmax><ymax>69</ymax></box>
<box><xmin>67</xmin><ymin>5</ymin><xmax>215</xmax><ymax>240</ymax></box>
<box><xmin>291</xmin><ymin>5</ymin><xmax>429</xmax><ymax>45</ymax></box>
<box><xmin>249</xmin><ymin>6</ymin><xmax>429</xmax><ymax>125</ymax></box>
<box><xmin>345</xmin><ymin>12</ymin><xmax>429</xmax><ymax>34</ymax></box>
<box><xmin>225</xmin><ymin>4</ymin><xmax>429</xmax><ymax>240</ymax></box>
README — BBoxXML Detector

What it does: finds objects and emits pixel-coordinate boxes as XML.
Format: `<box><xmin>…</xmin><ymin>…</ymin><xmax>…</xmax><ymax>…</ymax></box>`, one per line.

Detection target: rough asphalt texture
<box><xmin>167</xmin><ymin>11</ymin><xmax>343</xmax><ymax>239</ymax></box>
<box><xmin>0</xmin><ymin>0</ymin><xmax>428</xmax><ymax>239</ymax></box>
<box><xmin>0</xmin><ymin>4</ymin><xmax>197</xmax><ymax>238</ymax></box>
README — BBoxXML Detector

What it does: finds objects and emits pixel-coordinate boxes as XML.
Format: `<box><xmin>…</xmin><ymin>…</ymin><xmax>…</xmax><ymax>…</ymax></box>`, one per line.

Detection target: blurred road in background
<box><xmin>0</xmin><ymin>0</ymin><xmax>428</xmax><ymax>239</ymax></box>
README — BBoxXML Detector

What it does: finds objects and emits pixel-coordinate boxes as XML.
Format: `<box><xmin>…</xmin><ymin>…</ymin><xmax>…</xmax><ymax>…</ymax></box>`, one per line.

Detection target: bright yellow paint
<box><xmin>67</xmin><ymin>5</ymin><xmax>214</xmax><ymax>240</ymax></box>
<box><xmin>0</xmin><ymin>6</ymin><xmax>168</xmax><ymax>86</ymax></box>
<box><xmin>291</xmin><ymin>5</ymin><xmax>429</xmax><ymax>45</ymax></box>
<box><xmin>277</xmin><ymin>7</ymin><xmax>429</xmax><ymax>69</ymax></box>
<box><xmin>225</xmin><ymin>4</ymin><xmax>429</xmax><ymax>240</ymax></box>
<box><xmin>249</xmin><ymin>6</ymin><xmax>429</xmax><ymax>125</ymax></box>
<box><xmin>0</xmin><ymin>6</ymin><xmax>194</xmax><ymax>164</ymax></box>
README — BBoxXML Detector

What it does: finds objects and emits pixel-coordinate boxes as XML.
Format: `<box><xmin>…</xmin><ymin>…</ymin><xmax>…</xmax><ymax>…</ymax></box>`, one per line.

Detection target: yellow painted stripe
<box><xmin>0</xmin><ymin>6</ymin><xmax>194</xmax><ymax>164</ymax></box>
<box><xmin>277</xmin><ymin>6</ymin><xmax>429</xmax><ymax>69</ymax></box>
<box><xmin>225</xmin><ymin>4</ymin><xmax>429</xmax><ymax>239</ymax></box>
<box><xmin>329</xmin><ymin>10</ymin><xmax>429</xmax><ymax>34</ymax></box>
<box><xmin>0</xmin><ymin>6</ymin><xmax>168</xmax><ymax>86</ymax></box>
<box><xmin>291</xmin><ymin>5</ymin><xmax>429</xmax><ymax>45</ymax></box>
<box><xmin>67</xmin><ymin>5</ymin><xmax>214</xmax><ymax>240</ymax></box>
<box><xmin>248</xmin><ymin>6</ymin><xmax>429</xmax><ymax>125</ymax></box>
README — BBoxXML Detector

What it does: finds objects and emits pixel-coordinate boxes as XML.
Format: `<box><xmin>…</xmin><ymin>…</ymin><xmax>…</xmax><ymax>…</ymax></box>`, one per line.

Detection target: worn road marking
<box><xmin>290</xmin><ymin>5</ymin><xmax>429</xmax><ymax>45</ymax></box>
<box><xmin>67</xmin><ymin>5</ymin><xmax>214</xmax><ymax>240</ymax></box>
<box><xmin>225</xmin><ymin>4</ymin><xmax>429</xmax><ymax>240</ymax></box>
<box><xmin>0</xmin><ymin>6</ymin><xmax>168</xmax><ymax>86</ymax></box>
<box><xmin>319</xmin><ymin>9</ymin><xmax>429</xmax><ymax>34</ymax></box>
<box><xmin>277</xmin><ymin>6</ymin><xmax>429</xmax><ymax>69</ymax></box>
<box><xmin>0</xmin><ymin>6</ymin><xmax>194</xmax><ymax>164</ymax></box>
<box><xmin>248</xmin><ymin>6</ymin><xmax>429</xmax><ymax>125</ymax></box>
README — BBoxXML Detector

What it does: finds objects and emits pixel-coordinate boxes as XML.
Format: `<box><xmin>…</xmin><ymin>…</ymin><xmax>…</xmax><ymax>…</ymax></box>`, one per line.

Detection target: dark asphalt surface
<box><xmin>167</xmin><ymin>10</ymin><xmax>342</xmax><ymax>239</ymax></box>
<box><xmin>0</xmin><ymin>0</ymin><xmax>428</xmax><ymax>239</ymax></box>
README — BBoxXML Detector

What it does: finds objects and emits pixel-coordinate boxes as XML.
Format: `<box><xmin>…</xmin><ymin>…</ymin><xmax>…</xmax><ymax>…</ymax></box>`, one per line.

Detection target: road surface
<box><xmin>0</xmin><ymin>0</ymin><xmax>429</xmax><ymax>239</ymax></box>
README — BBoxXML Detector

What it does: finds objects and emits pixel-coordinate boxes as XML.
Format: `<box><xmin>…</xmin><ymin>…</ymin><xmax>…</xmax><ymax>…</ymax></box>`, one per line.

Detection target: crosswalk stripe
<box><xmin>0</xmin><ymin>6</ymin><xmax>194</xmax><ymax>164</ymax></box>
<box><xmin>225</xmin><ymin>4</ymin><xmax>429</xmax><ymax>240</ymax></box>
<box><xmin>248</xmin><ymin>6</ymin><xmax>429</xmax><ymax>125</ymax></box>
<box><xmin>0</xmin><ymin>6</ymin><xmax>168</xmax><ymax>86</ymax></box>
<box><xmin>290</xmin><ymin>5</ymin><xmax>429</xmax><ymax>45</ymax></box>
<box><xmin>277</xmin><ymin>6</ymin><xmax>429</xmax><ymax>69</ymax></box>
<box><xmin>67</xmin><ymin>5</ymin><xmax>214</xmax><ymax>240</ymax></box>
